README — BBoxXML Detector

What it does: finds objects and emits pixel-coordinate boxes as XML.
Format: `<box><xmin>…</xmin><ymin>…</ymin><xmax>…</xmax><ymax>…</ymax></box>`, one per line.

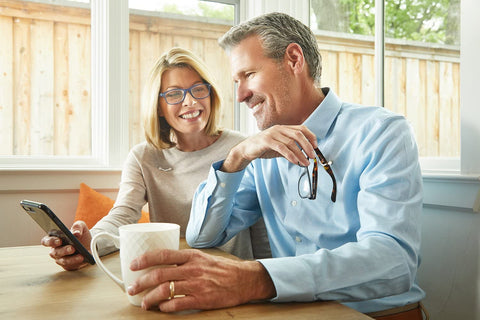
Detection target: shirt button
<box><xmin>291</xmin><ymin>200</ymin><xmax>297</xmax><ymax>206</ymax></box>
<box><xmin>220</xmin><ymin>182</ymin><xmax>226</xmax><ymax>188</ymax></box>
<box><xmin>295</xmin><ymin>236</ymin><xmax>302</xmax><ymax>243</ymax></box>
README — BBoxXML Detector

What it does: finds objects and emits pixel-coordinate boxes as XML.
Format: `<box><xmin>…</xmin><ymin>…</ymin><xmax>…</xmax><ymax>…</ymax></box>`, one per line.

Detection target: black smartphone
<box><xmin>20</xmin><ymin>200</ymin><xmax>95</xmax><ymax>265</ymax></box>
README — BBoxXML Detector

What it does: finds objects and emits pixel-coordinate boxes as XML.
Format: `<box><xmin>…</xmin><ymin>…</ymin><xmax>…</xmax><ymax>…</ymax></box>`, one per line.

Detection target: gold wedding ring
<box><xmin>169</xmin><ymin>281</ymin><xmax>175</xmax><ymax>300</ymax></box>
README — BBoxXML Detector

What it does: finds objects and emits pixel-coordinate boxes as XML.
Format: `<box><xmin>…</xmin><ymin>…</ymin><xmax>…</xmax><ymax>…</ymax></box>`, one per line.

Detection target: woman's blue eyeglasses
<box><xmin>159</xmin><ymin>83</ymin><xmax>211</xmax><ymax>105</ymax></box>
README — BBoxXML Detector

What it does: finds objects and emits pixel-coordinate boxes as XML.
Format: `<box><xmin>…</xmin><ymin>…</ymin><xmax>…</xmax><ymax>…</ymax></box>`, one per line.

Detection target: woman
<box><xmin>42</xmin><ymin>47</ymin><xmax>270</xmax><ymax>270</ymax></box>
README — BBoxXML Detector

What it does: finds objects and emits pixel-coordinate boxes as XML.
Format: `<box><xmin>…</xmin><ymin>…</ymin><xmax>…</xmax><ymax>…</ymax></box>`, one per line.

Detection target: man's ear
<box><xmin>285</xmin><ymin>43</ymin><xmax>305</xmax><ymax>74</ymax></box>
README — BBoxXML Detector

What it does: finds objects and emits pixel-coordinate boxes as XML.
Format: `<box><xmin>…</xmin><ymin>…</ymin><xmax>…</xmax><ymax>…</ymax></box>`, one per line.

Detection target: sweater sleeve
<box><xmin>91</xmin><ymin>147</ymin><xmax>147</xmax><ymax>256</ymax></box>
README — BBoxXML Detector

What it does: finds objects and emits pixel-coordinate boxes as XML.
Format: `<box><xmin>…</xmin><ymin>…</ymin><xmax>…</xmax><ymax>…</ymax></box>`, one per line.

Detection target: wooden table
<box><xmin>0</xmin><ymin>241</ymin><xmax>372</xmax><ymax>320</ymax></box>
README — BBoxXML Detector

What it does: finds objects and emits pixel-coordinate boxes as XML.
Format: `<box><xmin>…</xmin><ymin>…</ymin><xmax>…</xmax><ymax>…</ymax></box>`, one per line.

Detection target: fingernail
<box><xmin>127</xmin><ymin>285</ymin><xmax>134</xmax><ymax>295</ymax></box>
<box><xmin>130</xmin><ymin>259</ymin><xmax>138</xmax><ymax>270</ymax></box>
<box><xmin>55</xmin><ymin>239</ymin><xmax>61</xmax><ymax>246</ymax></box>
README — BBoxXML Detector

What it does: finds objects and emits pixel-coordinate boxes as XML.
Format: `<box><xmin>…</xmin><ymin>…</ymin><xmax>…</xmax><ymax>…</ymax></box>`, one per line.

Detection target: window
<box><xmin>0</xmin><ymin>0</ymin><xmax>239</xmax><ymax>169</ymax></box>
<box><xmin>310</xmin><ymin>0</ymin><xmax>461</xmax><ymax>171</ymax></box>
<box><xmin>0</xmin><ymin>0</ymin><xmax>94</xmax><ymax>166</ymax></box>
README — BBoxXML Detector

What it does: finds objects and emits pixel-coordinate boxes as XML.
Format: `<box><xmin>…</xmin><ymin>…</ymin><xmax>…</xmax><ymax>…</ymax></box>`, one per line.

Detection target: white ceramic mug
<box><xmin>91</xmin><ymin>223</ymin><xmax>180</xmax><ymax>306</ymax></box>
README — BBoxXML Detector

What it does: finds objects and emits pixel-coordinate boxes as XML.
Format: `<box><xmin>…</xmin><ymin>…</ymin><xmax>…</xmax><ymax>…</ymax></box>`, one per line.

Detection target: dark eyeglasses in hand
<box><xmin>159</xmin><ymin>83</ymin><xmax>211</xmax><ymax>105</ymax></box>
<box><xmin>298</xmin><ymin>147</ymin><xmax>337</xmax><ymax>202</ymax></box>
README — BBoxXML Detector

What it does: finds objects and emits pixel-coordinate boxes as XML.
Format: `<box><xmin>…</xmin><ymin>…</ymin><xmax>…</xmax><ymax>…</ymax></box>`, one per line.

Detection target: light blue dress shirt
<box><xmin>187</xmin><ymin>88</ymin><xmax>425</xmax><ymax>313</ymax></box>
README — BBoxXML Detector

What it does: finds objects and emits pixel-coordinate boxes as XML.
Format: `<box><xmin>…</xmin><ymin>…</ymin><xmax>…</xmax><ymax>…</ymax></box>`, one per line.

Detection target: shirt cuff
<box><xmin>211</xmin><ymin>160</ymin><xmax>246</xmax><ymax>197</ymax></box>
<box><xmin>258</xmin><ymin>256</ymin><xmax>316</xmax><ymax>302</ymax></box>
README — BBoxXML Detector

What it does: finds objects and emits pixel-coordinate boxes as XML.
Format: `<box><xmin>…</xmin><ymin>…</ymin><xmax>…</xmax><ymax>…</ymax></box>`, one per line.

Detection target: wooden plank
<box><xmin>405</xmin><ymin>58</ymin><xmax>420</xmax><ymax>154</ymax></box>
<box><xmin>158</xmin><ymin>33</ymin><xmax>173</xmax><ymax>58</ymax></box>
<box><xmin>13</xmin><ymin>17</ymin><xmax>31</xmax><ymax>155</ymax></box>
<box><xmin>138</xmin><ymin>31</ymin><xmax>160</xmax><ymax>139</ymax></box>
<box><xmin>338</xmin><ymin>52</ymin><xmax>362</xmax><ymax>104</ymax></box>
<box><xmin>131</xmin><ymin>31</ymin><xmax>164</xmax><ymax>149</ymax></box>
<box><xmin>128</xmin><ymin>30</ymin><xmax>143</xmax><ymax>147</ymax></box>
<box><xmin>384</xmin><ymin>57</ymin><xmax>393</xmax><ymax>112</ymax></box>
<box><xmin>361</xmin><ymin>54</ymin><xmax>375</xmax><ymax>106</ymax></box>
<box><xmin>417</xmin><ymin>59</ymin><xmax>427</xmax><ymax>158</ymax></box>
<box><xmin>30</xmin><ymin>19</ymin><xmax>54</xmax><ymax>155</ymax></box>
<box><xmin>129</xmin><ymin>14</ymin><xmax>229</xmax><ymax>40</ymax></box>
<box><xmin>320</xmin><ymin>50</ymin><xmax>338</xmax><ymax>92</ymax></box>
<box><xmin>425</xmin><ymin>60</ymin><xmax>439</xmax><ymax>156</ymax></box>
<box><xmin>405</xmin><ymin>58</ymin><xmax>426</xmax><ymax>157</ymax></box>
<box><xmin>67</xmin><ymin>23</ymin><xmax>91</xmax><ymax>156</ymax></box>
<box><xmin>139</xmin><ymin>31</ymin><xmax>161</xmax><ymax>94</ymax></box>
<box><xmin>337</xmin><ymin>52</ymin><xmax>351</xmax><ymax>102</ymax></box>
<box><xmin>384</xmin><ymin>57</ymin><xmax>406</xmax><ymax>116</ymax></box>
<box><xmin>351</xmin><ymin>53</ymin><xmax>362</xmax><ymax>104</ymax></box>
<box><xmin>191</xmin><ymin>37</ymin><xmax>205</xmax><ymax>62</ymax></box>
<box><xmin>54</xmin><ymin>22</ymin><xmax>70</xmax><ymax>156</ymax></box>
<box><xmin>0</xmin><ymin>0</ymin><xmax>91</xmax><ymax>26</ymax></box>
<box><xmin>0</xmin><ymin>16</ymin><xmax>14</xmax><ymax>155</ymax></box>
<box><xmin>438</xmin><ymin>62</ymin><xmax>454</xmax><ymax>157</ymax></box>
<box><xmin>451</xmin><ymin>62</ymin><xmax>460</xmax><ymax>157</ymax></box>
<box><xmin>204</xmin><ymin>38</ymin><xmax>233</xmax><ymax>129</ymax></box>
<box><xmin>172</xmin><ymin>35</ymin><xmax>192</xmax><ymax>51</ymax></box>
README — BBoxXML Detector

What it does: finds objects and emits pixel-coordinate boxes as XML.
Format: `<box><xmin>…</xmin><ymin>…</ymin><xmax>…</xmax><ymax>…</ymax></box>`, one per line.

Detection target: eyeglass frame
<box><xmin>159</xmin><ymin>83</ymin><xmax>212</xmax><ymax>105</ymax></box>
<box><xmin>298</xmin><ymin>147</ymin><xmax>337</xmax><ymax>202</ymax></box>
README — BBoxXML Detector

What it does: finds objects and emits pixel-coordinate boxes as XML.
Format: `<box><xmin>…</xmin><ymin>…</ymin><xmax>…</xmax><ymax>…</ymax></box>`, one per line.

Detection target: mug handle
<box><xmin>90</xmin><ymin>232</ymin><xmax>125</xmax><ymax>292</ymax></box>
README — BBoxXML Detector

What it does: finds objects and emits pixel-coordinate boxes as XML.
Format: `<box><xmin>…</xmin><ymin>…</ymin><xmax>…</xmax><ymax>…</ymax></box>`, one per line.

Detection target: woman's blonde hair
<box><xmin>143</xmin><ymin>47</ymin><xmax>221</xmax><ymax>149</ymax></box>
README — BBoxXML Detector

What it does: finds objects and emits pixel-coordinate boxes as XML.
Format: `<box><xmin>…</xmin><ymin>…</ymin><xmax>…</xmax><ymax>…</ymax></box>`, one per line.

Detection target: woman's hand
<box><xmin>41</xmin><ymin>220</ymin><xmax>92</xmax><ymax>271</ymax></box>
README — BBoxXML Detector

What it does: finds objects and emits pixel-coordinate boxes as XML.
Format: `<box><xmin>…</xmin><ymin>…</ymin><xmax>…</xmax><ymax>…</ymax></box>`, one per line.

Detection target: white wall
<box><xmin>419</xmin><ymin>205</ymin><xmax>480</xmax><ymax>319</ymax></box>
<box><xmin>0</xmin><ymin>170</ymin><xmax>121</xmax><ymax>247</ymax></box>
<box><xmin>1</xmin><ymin>190</ymin><xmax>112</xmax><ymax>247</ymax></box>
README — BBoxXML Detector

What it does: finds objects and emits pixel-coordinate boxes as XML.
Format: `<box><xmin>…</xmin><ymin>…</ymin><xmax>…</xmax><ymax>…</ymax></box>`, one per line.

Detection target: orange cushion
<box><xmin>74</xmin><ymin>183</ymin><xmax>150</xmax><ymax>229</ymax></box>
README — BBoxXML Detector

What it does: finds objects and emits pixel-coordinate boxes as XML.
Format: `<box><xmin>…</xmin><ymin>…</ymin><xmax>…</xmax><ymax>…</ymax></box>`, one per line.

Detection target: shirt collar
<box><xmin>302</xmin><ymin>87</ymin><xmax>342</xmax><ymax>140</ymax></box>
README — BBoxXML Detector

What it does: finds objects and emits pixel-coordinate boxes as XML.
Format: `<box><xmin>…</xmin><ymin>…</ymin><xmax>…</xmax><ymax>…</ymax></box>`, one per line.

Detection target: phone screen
<box><xmin>20</xmin><ymin>200</ymin><xmax>95</xmax><ymax>265</ymax></box>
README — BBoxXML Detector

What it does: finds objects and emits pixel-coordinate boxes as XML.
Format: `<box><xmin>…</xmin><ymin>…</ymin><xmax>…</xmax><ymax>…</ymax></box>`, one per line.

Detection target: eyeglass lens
<box><xmin>298</xmin><ymin>163</ymin><xmax>313</xmax><ymax>199</ymax></box>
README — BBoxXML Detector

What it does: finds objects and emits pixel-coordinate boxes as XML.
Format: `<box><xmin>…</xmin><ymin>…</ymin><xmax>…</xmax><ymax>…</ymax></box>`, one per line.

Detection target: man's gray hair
<box><xmin>219</xmin><ymin>12</ymin><xmax>322</xmax><ymax>85</ymax></box>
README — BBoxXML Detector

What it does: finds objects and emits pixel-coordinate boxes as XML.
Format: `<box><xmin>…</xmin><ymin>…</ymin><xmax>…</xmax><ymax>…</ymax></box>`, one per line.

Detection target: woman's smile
<box><xmin>180</xmin><ymin>110</ymin><xmax>202</xmax><ymax>120</ymax></box>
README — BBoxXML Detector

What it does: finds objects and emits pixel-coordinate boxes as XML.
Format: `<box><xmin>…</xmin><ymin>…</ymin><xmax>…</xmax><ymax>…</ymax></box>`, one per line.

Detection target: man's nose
<box><xmin>236</xmin><ymin>82</ymin><xmax>251</xmax><ymax>103</ymax></box>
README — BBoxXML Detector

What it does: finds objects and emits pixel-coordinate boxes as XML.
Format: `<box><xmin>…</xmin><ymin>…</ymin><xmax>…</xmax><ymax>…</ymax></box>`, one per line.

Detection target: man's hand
<box><xmin>221</xmin><ymin>125</ymin><xmax>318</xmax><ymax>172</ymax></box>
<box><xmin>127</xmin><ymin>249</ymin><xmax>276</xmax><ymax>312</ymax></box>
<box><xmin>41</xmin><ymin>220</ymin><xmax>92</xmax><ymax>271</ymax></box>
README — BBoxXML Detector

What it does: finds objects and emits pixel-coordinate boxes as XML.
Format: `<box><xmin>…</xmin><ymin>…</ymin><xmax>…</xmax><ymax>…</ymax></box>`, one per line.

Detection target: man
<box><xmin>128</xmin><ymin>12</ymin><xmax>426</xmax><ymax>319</ymax></box>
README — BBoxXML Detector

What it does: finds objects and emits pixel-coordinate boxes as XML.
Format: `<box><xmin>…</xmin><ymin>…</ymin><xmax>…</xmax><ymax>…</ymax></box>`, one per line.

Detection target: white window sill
<box><xmin>422</xmin><ymin>172</ymin><xmax>480</xmax><ymax>211</ymax></box>
<box><xmin>0</xmin><ymin>168</ymin><xmax>122</xmax><ymax>192</ymax></box>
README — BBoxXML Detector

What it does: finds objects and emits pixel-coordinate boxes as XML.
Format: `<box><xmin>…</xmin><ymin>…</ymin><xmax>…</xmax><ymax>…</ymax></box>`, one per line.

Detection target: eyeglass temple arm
<box><xmin>314</xmin><ymin>149</ymin><xmax>337</xmax><ymax>202</ymax></box>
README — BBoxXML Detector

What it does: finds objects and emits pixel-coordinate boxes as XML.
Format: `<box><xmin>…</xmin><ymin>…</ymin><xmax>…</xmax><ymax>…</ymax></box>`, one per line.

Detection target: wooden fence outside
<box><xmin>0</xmin><ymin>0</ymin><xmax>460</xmax><ymax>158</ymax></box>
<box><xmin>318</xmin><ymin>32</ymin><xmax>460</xmax><ymax>157</ymax></box>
